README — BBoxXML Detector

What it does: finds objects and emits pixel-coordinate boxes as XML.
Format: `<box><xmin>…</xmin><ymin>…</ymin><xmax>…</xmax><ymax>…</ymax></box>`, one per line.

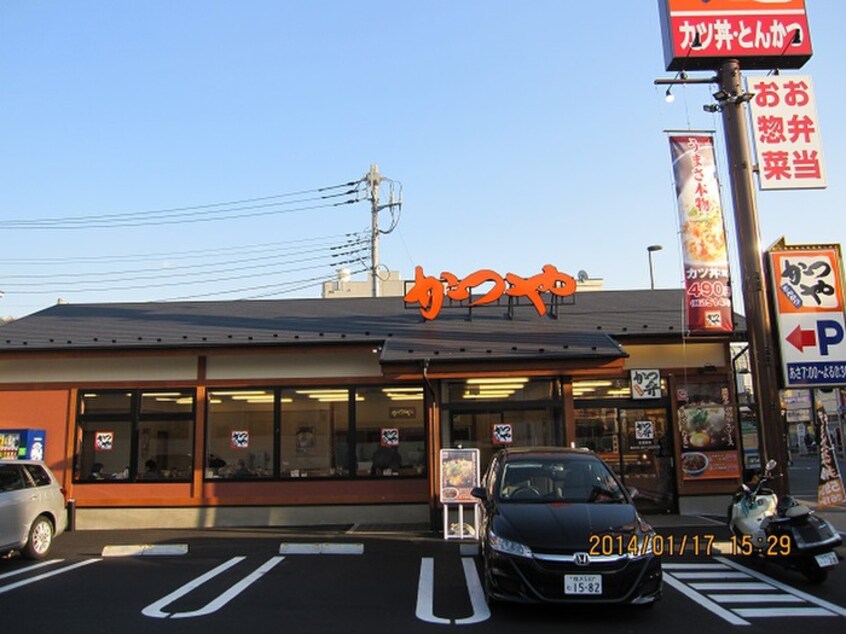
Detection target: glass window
<box><xmin>206</xmin><ymin>389</ymin><xmax>274</xmax><ymax>479</ymax></box>
<box><xmin>0</xmin><ymin>464</ymin><xmax>26</xmax><ymax>492</ymax></box>
<box><xmin>573</xmin><ymin>378</ymin><xmax>668</xmax><ymax>400</ymax></box>
<box><xmin>279</xmin><ymin>388</ymin><xmax>350</xmax><ymax>478</ymax></box>
<box><xmin>75</xmin><ymin>390</ymin><xmax>195</xmax><ymax>482</ymax></box>
<box><xmin>355</xmin><ymin>386</ymin><xmax>426</xmax><ymax>477</ymax></box>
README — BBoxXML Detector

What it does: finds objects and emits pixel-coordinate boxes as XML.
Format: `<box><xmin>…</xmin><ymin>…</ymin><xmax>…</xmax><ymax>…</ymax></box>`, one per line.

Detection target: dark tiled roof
<box><xmin>0</xmin><ymin>289</ymin><xmax>735</xmax><ymax>363</ymax></box>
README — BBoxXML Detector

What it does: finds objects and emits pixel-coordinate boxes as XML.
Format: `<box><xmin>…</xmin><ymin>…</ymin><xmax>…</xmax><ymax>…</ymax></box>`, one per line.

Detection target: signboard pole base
<box><xmin>442</xmin><ymin>504</ymin><xmax>480</xmax><ymax>540</ymax></box>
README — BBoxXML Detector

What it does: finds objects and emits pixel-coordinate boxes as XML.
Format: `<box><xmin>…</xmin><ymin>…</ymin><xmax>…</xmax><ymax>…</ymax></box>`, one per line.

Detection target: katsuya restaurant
<box><xmin>0</xmin><ymin>265</ymin><xmax>746</xmax><ymax>529</ymax></box>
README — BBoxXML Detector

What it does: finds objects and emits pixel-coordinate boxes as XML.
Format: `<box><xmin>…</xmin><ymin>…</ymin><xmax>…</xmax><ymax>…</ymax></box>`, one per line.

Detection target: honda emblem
<box><xmin>574</xmin><ymin>552</ymin><xmax>590</xmax><ymax>566</ymax></box>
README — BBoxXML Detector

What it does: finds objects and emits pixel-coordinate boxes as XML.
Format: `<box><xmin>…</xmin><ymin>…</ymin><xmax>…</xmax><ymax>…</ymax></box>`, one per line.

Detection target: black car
<box><xmin>471</xmin><ymin>447</ymin><xmax>662</xmax><ymax>606</ymax></box>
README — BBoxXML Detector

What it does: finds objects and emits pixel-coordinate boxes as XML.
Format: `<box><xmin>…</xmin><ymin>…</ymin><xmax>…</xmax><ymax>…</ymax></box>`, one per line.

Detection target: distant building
<box><xmin>321</xmin><ymin>268</ymin><xmax>405</xmax><ymax>298</ymax></box>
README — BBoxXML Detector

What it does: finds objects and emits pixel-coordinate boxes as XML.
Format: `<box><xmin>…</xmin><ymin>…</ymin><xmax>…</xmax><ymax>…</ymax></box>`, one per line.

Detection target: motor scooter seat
<box><xmin>783</xmin><ymin>503</ymin><xmax>811</xmax><ymax>518</ymax></box>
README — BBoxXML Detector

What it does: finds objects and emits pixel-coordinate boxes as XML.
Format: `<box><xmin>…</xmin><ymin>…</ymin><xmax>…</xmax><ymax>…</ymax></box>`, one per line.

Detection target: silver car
<box><xmin>0</xmin><ymin>460</ymin><xmax>67</xmax><ymax>559</ymax></box>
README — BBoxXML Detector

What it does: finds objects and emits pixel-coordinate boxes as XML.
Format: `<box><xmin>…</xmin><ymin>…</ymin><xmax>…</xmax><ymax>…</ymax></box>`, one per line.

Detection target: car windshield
<box><xmin>497</xmin><ymin>457</ymin><xmax>626</xmax><ymax>504</ymax></box>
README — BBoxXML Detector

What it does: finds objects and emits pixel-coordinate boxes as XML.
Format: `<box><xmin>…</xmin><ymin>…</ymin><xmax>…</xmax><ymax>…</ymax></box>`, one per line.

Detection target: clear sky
<box><xmin>1</xmin><ymin>1</ymin><xmax>844</xmax><ymax>319</ymax></box>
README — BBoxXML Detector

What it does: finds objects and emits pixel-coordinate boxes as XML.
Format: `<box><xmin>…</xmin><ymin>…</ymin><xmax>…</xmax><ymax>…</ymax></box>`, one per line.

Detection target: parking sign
<box><xmin>769</xmin><ymin>244</ymin><xmax>846</xmax><ymax>387</ymax></box>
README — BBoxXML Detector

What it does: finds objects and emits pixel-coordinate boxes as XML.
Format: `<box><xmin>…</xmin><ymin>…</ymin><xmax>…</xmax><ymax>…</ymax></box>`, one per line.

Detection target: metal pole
<box><xmin>368</xmin><ymin>164</ymin><xmax>382</xmax><ymax>298</ymax></box>
<box><xmin>718</xmin><ymin>59</ymin><xmax>790</xmax><ymax>494</ymax></box>
<box><xmin>647</xmin><ymin>245</ymin><xmax>662</xmax><ymax>289</ymax></box>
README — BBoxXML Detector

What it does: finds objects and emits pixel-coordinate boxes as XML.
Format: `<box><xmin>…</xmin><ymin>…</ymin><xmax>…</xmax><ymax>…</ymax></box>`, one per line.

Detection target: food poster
<box><xmin>679</xmin><ymin>404</ymin><xmax>741</xmax><ymax>480</ymax></box>
<box><xmin>440</xmin><ymin>448</ymin><xmax>480</xmax><ymax>504</ymax></box>
<box><xmin>669</xmin><ymin>134</ymin><xmax>733</xmax><ymax>333</ymax></box>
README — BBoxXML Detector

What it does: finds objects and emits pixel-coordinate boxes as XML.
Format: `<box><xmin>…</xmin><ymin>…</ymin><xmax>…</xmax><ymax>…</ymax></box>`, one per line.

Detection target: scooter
<box><xmin>728</xmin><ymin>459</ymin><xmax>842</xmax><ymax>583</ymax></box>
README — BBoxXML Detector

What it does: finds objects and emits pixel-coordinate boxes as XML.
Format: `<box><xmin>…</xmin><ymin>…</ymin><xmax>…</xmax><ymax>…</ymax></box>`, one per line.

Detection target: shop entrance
<box><xmin>574</xmin><ymin>405</ymin><xmax>676</xmax><ymax>514</ymax></box>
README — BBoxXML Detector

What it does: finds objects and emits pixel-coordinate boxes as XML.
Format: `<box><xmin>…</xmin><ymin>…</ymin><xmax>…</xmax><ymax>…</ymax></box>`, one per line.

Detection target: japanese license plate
<box><xmin>565</xmin><ymin>574</ymin><xmax>602</xmax><ymax>595</ymax></box>
<box><xmin>815</xmin><ymin>552</ymin><xmax>838</xmax><ymax>568</ymax></box>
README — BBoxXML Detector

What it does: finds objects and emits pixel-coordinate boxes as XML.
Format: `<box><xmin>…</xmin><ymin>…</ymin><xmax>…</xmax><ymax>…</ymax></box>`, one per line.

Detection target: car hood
<box><xmin>493</xmin><ymin>502</ymin><xmax>638</xmax><ymax>552</ymax></box>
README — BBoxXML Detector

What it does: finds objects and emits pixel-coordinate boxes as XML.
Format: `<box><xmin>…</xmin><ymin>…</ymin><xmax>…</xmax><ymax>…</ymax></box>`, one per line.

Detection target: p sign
<box><xmin>770</xmin><ymin>245</ymin><xmax>846</xmax><ymax>388</ymax></box>
<box><xmin>779</xmin><ymin>314</ymin><xmax>846</xmax><ymax>387</ymax></box>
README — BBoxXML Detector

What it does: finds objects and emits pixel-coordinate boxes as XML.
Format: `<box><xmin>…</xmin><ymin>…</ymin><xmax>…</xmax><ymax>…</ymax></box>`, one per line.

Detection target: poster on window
<box><xmin>440</xmin><ymin>448</ymin><xmax>480</xmax><ymax>504</ymax></box>
<box><xmin>231</xmin><ymin>430</ymin><xmax>249</xmax><ymax>449</ymax></box>
<box><xmin>95</xmin><ymin>431</ymin><xmax>114</xmax><ymax>451</ymax></box>
<box><xmin>380</xmin><ymin>428</ymin><xmax>400</xmax><ymax>447</ymax></box>
<box><xmin>492</xmin><ymin>423</ymin><xmax>513</xmax><ymax>445</ymax></box>
<box><xmin>669</xmin><ymin>134</ymin><xmax>733</xmax><ymax>333</ymax></box>
<box><xmin>295</xmin><ymin>426</ymin><xmax>316</xmax><ymax>456</ymax></box>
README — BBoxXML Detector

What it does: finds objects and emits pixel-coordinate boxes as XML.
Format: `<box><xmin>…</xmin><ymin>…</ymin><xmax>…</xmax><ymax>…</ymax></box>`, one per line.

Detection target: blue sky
<box><xmin>0</xmin><ymin>1</ymin><xmax>844</xmax><ymax>318</ymax></box>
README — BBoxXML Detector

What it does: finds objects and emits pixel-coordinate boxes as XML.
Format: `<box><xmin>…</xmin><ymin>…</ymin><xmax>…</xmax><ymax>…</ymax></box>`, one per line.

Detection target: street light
<box><xmin>647</xmin><ymin>245</ymin><xmax>663</xmax><ymax>289</ymax></box>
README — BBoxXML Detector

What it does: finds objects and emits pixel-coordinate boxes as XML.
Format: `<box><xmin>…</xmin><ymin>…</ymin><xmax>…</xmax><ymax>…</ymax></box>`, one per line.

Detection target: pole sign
<box><xmin>658</xmin><ymin>0</ymin><xmax>813</xmax><ymax>71</ymax></box>
<box><xmin>769</xmin><ymin>244</ymin><xmax>846</xmax><ymax>387</ymax></box>
<box><xmin>748</xmin><ymin>74</ymin><xmax>826</xmax><ymax>190</ymax></box>
<box><xmin>668</xmin><ymin>134</ymin><xmax>734</xmax><ymax>333</ymax></box>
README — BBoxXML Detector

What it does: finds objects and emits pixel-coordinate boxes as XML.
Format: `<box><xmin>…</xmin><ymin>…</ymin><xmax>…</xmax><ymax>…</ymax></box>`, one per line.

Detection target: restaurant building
<box><xmin>0</xmin><ymin>288</ymin><xmax>745</xmax><ymax>529</ymax></box>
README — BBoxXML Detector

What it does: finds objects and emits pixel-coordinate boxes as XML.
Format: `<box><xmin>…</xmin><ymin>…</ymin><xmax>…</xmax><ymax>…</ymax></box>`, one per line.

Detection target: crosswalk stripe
<box><xmin>670</xmin><ymin>571</ymin><xmax>751</xmax><ymax>580</ymax></box>
<box><xmin>733</xmin><ymin>607</ymin><xmax>836</xmax><ymax>618</ymax></box>
<box><xmin>690</xmin><ymin>582</ymin><xmax>776</xmax><ymax>591</ymax></box>
<box><xmin>709</xmin><ymin>594</ymin><xmax>804</xmax><ymax>604</ymax></box>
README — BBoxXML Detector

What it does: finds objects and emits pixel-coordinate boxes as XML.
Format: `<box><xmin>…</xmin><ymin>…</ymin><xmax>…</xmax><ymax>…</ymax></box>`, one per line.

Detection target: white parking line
<box><xmin>0</xmin><ymin>559</ymin><xmax>101</xmax><ymax>595</ymax></box>
<box><xmin>415</xmin><ymin>557</ymin><xmax>490</xmax><ymax>625</ymax></box>
<box><xmin>0</xmin><ymin>559</ymin><xmax>64</xmax><ymax>581</ymax></box>
<box><xmin>142</xmin><ymin>556</ymin><xmax>285</xmax><ymax>619</ymax></box>
<box><xmin>714</xmin><ymin>556</ymin><xmax>846</xmax><ymax>618</ymax></box>
<box><xmin>664</xmin><ymin>557</ymin><xmax>846</xmax><ymax>624</ymax></box>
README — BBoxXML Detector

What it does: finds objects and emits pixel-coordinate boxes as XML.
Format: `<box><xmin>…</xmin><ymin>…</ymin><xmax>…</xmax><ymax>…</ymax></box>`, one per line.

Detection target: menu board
<box><xmin>439</xmin><ymin>448</ymin><xmax>480</xmax><ymax>504</ymax></box>
<box><xmin>679</xmin><ymin>401</ymin><xmax>741</xmax><ymax>480</ymax></box>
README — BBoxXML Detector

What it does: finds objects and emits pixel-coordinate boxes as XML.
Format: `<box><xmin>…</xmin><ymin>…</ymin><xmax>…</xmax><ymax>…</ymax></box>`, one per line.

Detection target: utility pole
<box><xmin>366</xmin><ymin>164</ymin><xmax>382</xmax><ymax>298</ymax></box>
<box><xmin>718</xmin><ymin>59</ymin><xmax>790</xmax><ymax>495</ymax></box>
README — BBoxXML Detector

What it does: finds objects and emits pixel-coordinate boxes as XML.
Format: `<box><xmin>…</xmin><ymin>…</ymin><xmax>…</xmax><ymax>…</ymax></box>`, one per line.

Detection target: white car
<box><xmin>0</xmin><ymin>460</ymin><xmax>67</xmax><ymax>559</ymax></box>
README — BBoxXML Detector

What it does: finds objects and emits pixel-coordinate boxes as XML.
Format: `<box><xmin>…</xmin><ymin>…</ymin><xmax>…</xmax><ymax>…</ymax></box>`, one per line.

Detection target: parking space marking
<box><xmin>0</xmin><ymin>559</ymin><xmax>101</xmax><ymax>595</ymax></box>
<box><xmin>415</xmin><ymin>557</ymin><xmax>490</xmax><ymax>625</ymax></box>
<box><xmin>664</xmin><ymin>558</ymin><xmax>846</xmax><ymax>624</ymax></box>
<box><xmin>0</xmin><ymin>559</ymin><xmax>64</xmax><ymax>581</ymax></box>
<box><xmin>142</xmin><ymin>556</ymin><xmax>285</xmax><ymax>619</ymax></box>
<box><xmin>278</xmin><ymin>543</ymin><xmax>364</xmax><ymax>555</ymax></box>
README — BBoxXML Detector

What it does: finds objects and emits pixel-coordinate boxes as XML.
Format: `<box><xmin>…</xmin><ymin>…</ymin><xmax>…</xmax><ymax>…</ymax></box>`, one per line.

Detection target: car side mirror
<box><xmin>470</xmin><ymin>486</ymin><xmax>488</xmax><ymax>502</ymax></box>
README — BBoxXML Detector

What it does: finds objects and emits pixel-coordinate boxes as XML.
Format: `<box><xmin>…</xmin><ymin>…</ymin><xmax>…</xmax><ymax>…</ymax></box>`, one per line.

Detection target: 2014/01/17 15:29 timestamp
<box><xmin>587</xmin><ymin>533</ymin><xmax>792</xmax><ymax>557</ymax></box>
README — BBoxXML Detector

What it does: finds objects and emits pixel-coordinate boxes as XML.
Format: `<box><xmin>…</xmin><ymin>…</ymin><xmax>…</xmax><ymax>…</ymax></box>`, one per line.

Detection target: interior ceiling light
<box><xmin>466</xmin><ymin>377</ymin><xmax>529</xmax><ymax>385</ymax></box>
<box><xmin>210</xmin><ymin>390</ymin><xmax>271</xmax><ymax>397</ymax></box>
<box><xmin>381</xmin><ymin>387</ymin><xmax>424</xmax><ymax>393</ymax></box>
<box><xmin>296</xmin><ymin>389</ymin><xmax>349</xmax><ymax>395</ymax></box>
<box><xmin>388</xmin><ymin>394</ymin><xmax>424</xmax><ymax>401</ymax></box>
<box><xmin>143</xmin><ymin>392</ymin><xmax>184</xmax><ymax>397</ymax></box>
<box><xmin>572</xmin><ymin>380</ymin><xmax>613</xmax><ymax>388</ymax></box>
<box><xmin>606</xmin><ymin>388</ymin><xmax>632</xmax><ymax>396</ymax></box>
<box><xmin>315</xmin><ymin>395</ymin><xmax>363</xmax><ymax>402</ymax></box>
<box><xmin>463</xmin><ymin>393</ymin><xmax>512</xmax><ymax>399</ymax></box>
<box><xmin>230</xmin><ymin>394</ymin><xmax>272</xmax><ymax>400</ymax></box>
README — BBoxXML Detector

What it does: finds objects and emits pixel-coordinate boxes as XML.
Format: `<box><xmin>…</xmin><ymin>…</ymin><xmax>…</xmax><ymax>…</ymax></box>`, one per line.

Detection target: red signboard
<box><xmin>658</xmin><ymin>0</ymin><xmax>813</xmax><ymax>71</ymax></box>
<box><xmin>669</xmin><ymin>134</ymin><xmax>734</xmax><ymax>333</ymax></box>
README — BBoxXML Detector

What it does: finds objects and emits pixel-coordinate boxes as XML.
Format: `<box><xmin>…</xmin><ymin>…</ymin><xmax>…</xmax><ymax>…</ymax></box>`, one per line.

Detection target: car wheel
<box><xmin>22</xmin><ymin>515</ymin><xmax>54</xmax><ymax>560</ymax></box>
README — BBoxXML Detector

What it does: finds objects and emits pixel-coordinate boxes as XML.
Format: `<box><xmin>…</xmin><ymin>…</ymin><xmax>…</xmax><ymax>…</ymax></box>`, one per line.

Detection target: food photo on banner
<box><xmin>669</xmin><ymin>134</ymin><xmax>733</xmax><ymax>333</ymax></box>
<box><xmin>439</xmin><ymin>448</ymin><xmax>480</xmax><ymax>504</ymax></box>
<box><xmin>678</xmin><ymin>385</ymin><xmax>741</xmax><ymax>481</ymax></box>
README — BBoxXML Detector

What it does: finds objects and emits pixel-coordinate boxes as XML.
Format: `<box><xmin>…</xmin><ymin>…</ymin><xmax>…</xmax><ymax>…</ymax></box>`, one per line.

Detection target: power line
<box><xmin>0</xmin><ymin>231</ymin><xmax>368</xmax><ymax>265</ymax></box>
<box><xmin>0</xmin><ymin>180</ymin><xmax>362</xmax><ymax>229</ymax></box>
<box><xmin>2</xmin><ymin>236</ymin><xmax>369</xmax><ymax>282</ymax></box>
<box><xmin>0</xmin><ymin>195</ymin><xmax>362</xmax><ymax>230</ymax></box>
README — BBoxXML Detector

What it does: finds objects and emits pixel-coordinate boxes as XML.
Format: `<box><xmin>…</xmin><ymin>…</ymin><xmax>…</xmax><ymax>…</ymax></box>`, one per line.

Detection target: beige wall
<box><xmin>0</xmin><ymin>356</ymin><xmax>197</xmax><ymax>384</ymax></box>
<box><xmin>206</xmin><ymin>351</ymin><xmax>382</xmax><ymax>380</ymax></box>
<box><xmin>623</xmin><ymin>343</ymin><xmax>727</xmax><ymax>370</ymax></box>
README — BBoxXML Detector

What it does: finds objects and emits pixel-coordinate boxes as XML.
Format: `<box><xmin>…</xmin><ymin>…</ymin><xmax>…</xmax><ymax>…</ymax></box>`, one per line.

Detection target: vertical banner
<box><xmin>669</xmin><ymin>134</ymin><xmax>734</xmax><ymax>333</ymax></box>
<box><xmin>814</xmin><ymin>401</ymin><xmax>846</xmax><ymax>508</ymax></box>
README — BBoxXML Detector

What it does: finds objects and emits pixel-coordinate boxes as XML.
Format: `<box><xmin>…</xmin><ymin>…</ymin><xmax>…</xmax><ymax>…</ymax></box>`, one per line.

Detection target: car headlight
<box><xmin>489</xmin><ymin>531</ymin><xmax>533</xmax><ymax>558</ymax></box>
<box><xmin>628</xmin><ymin>531</ymin><xmax>656</xmax><ymax>558</ymax></box>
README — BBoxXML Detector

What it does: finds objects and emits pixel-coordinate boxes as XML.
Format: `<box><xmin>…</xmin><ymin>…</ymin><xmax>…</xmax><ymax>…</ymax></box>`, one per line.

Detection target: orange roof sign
<box><xmin>404</xmin><ymin>264</ymin><xmax>576</xmax><ymax>320</ymax></box>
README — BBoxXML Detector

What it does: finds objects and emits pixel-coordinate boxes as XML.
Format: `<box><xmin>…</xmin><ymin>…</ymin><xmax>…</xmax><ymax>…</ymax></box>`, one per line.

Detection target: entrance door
<box><xmin>574</xmin><ymin>406</ymin><xmax>676</xmax><ymax>513</ymax></box>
